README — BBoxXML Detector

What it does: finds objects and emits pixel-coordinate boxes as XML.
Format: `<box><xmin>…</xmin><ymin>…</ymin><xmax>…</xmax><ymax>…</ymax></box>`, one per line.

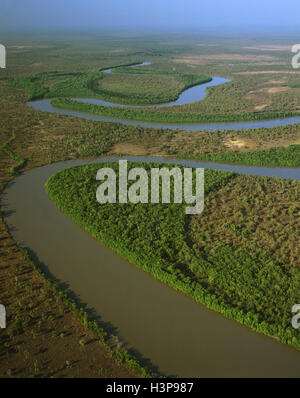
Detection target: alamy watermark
<box><xmin>0</xmin><ymin>44</ymin><xmax>6</xmax><ymax>69</ymax></box>
<box><xmin>0</xmin><ymin>304</ymin><xmax>6</xmax><ymax>328</ymax></box>
<box><xmin>292</xmin><ymin>305</ymin><xmax>300</xmax><ymax>329</ymax></box>
<box><xmin>96</xmin><ymin>160</ymin><xmax>204</xmax><ymax>215</ymax></box>
<box><xmin>291</xmin><ymin>44</ymin><xmax>300</xmax><ymax>69</ymax></box>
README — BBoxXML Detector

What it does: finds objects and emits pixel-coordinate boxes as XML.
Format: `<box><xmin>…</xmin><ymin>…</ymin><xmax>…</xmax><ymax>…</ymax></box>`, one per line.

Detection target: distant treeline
<box><xmin>178</xmin><ymin>144</ymin><xmax>300</xmax><ymax>168</ymax></box>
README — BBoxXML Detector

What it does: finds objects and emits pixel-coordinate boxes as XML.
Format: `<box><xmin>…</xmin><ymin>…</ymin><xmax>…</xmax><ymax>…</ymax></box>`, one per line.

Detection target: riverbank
<box><xmin>3</xmin><ymin>158</ymin><xmax>300</xmax><ymax>377</ymax></box>
<box><xmin>1</xmin><ymin>37</ymin><xmax>300</xmax><ymax>377</ymax></box>
<box><xmin>52</xmin><ymin>96</ymin><xmax>300</xmax><ymax>124</ymax></box>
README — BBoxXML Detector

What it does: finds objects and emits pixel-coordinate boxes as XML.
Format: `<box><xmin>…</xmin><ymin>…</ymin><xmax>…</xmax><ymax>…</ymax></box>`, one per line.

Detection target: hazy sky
<box><xmin>1</xmin><ymin>0</ymin><xmax>300</xmax><ymax>33</ymax></box>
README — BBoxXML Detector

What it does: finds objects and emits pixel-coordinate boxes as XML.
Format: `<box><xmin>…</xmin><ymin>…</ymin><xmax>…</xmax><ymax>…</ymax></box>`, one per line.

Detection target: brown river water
<box><xmin>2</xmin><ymin>157</ymin><xmax>300</xmax><ymax>377</ymax></box>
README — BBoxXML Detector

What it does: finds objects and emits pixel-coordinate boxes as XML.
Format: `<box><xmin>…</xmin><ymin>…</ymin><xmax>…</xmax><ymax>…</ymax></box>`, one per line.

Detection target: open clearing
<box><xmin>174</xmin><ymin>54</ymin><xmax>278</xmax><ymax>65</ymax></box>
<box><xmin>235</xmin><ymin>70</ymin><xmax>300</xmax><ymax>75</ymax></box>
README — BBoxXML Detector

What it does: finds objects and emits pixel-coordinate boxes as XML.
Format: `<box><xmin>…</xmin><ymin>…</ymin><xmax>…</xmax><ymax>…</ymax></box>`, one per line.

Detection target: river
<box><xmin>2</xmin><ymin>156</ymin><xmax>300</xmax><ymax>377</ymax></box>
<box><xmin>27</xmin><ymin>62</ymin><xmax>300</xmax><ymax>131</ymax></box>
<box><xmin>4</xmin><ymin>63</ymin><xmax>300</xmax><ymax>377</ymax></box>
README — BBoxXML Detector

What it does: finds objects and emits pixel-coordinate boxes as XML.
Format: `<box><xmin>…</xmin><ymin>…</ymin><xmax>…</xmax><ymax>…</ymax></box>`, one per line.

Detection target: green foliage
<box><xmin>45</xmin><ymin>161</ymin><xmax>300</xmax><ymax>352</ymax></box>
<box><xmin>51</xmin><ymin>96</ymin><xmax>300</xmax><ymax>123</ymax></box>
<box><xmin>49</xmin><ymin>72</ymin><xmax>103</xmax><ymax>98</ymax></box>
<box><xmin>0</xmin><ymin>131</ymin><xmax>26</xmax><ymax>175</ymax></box>
<box><xmin>179</xmin><ymin>144</ymin><xmax>300</xmax><ymax>167</ymax></box>
<box><xmin>6</xmin><ymin>71</ymin><xmax>82</xmax><ymax>100</ymax></box>
<box><xmin>91</xmin><ymin>72</ymin><xmax>211</xmax><ymax>105</ymax></box>
<box><xmin>7</xmin><ymin>59</ymin><xmax>300</xmax><ymax>123</ymax></box>
<box><xmin>6</xmin><ymin>67</ymin><xmax>212</xmax><ymax>106</ymax></box>
<box><xmin>6</xmin><ymin>71</ymin><xmax>101</xmax><ymax>101</ymax></box>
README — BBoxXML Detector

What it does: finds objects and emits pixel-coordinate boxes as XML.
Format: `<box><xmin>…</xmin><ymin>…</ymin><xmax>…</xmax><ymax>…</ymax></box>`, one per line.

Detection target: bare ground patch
<box><xmin>244</xmin><ymin>86</ymin><xmax>292</xmax><ymax>110</ymax></box>
<box><xmin>266</xmin><ymin>86</ymin><xmax>292</xmax><ymax>94</ymax></box>
<box><xmin>266</xmin><ymin>79</ymin><xmax>288</xmax><ymax>85</ymax></box>
<box><xmin>254</xmin><ymin>104</ymin><xmax>268</xmax><ymax>110</ymax></box>
<box><xmin>174</xmin><ymin>54</ymin><xmax>277</xmax><ymax>65</ymax></box>
<box><xmin>110</xmin><ymin>142</ymin><xmax>148</xmax><ymax>155</ymax></box>
<box><xmin>235</xmin><ymin>71</ymin><xmax>300</xmax><ymax>75</ymax></box>
<box><xmin>224</xmin><ymin>139</ymin><xmax>249</xmax><ymax>149</ymax></box>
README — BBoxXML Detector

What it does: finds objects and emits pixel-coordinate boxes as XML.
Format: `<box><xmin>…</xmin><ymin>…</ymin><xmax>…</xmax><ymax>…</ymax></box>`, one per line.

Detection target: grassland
<box><xmin>177</xmin><ymin>144</ymin><xmax>300</xmax><ymax>167</ymax></box>
<box><xmin>0</xmin><ymin>33</ymin><xmax>299</xmax><ymax>377</ymax></box>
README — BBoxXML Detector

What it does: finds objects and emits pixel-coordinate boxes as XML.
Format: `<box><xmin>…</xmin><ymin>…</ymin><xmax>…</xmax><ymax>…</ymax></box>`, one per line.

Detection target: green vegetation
<box><xmin>45</xmin><ymin>161</ymin><xmax>300</xmax><ymax>352</ymax></box>
<box><xmin>51</xmin><ymin>96</ymin><xmax>300</xmax><ymax>123</ymax></box>
<box><xmin>91</xmin><ymin>72</ymin><xmax>211</xmax><ymax>105</ymax></box>
<box><xmin>0</xmin><ymin>131</ymin><xmax>26</xmax><ymax>175</ymax></box>
<box><xmin>6</xmin><ymin>67</ymin><xmax>212</xmax><ymax>106</ymax></box>
<box><xmin>9</xmin><ymin>65</ymin><xmax>299</xmax><ymax>123</ymax></box>
<box><xmin>5</xmin><ymin>42</ymin><xmax>300</xmax><ymax>122</ymax></box>
<box><xmin>2</xmin><ymin>33</ymin><xmax>300</xmax><ymax>377</ymax></box>
<box><xmin>179</xmin><ymin>144</ymin><xmax>300</xmax><ymax>167</ymax></box>
<box><xmin>288</xmin><ymin>84</ymin><xmax>300</xmax><ymax>89</ymax></box>
<box><xmin>6</xmin><ymin>71</ymin><xmax>102</xmax><ymax>101</ymax></box>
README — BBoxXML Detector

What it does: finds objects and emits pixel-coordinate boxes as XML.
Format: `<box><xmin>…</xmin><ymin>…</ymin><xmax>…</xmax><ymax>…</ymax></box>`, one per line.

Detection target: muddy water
<box><xmin>2</xmin><ymin>157</ymin><xmax>300</xmax><ymax>377</ymax></box>
<box><xmin>27</xmin><ymin>96</ymin><xmax>300</xmax><ymax>131</ymax></box>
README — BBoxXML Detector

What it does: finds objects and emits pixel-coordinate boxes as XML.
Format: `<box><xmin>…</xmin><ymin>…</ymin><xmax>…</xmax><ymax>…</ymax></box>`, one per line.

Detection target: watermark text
<box><xmin>291</xmin><ymin>44</ymin><xmax>300</xmax><ymax>69</ymax></box>
<box><xmin>0</xmin><ymin>44</ymin><xmax>6</xmax><ymax>69</ymax></box>
<box><xmin>0</xmin><ymin>304</ymin><xmax>6</xmax><ymax>328</ymax></box>
<box><xmin>96</xmin><ymin>160</ymin><xmax>204</xmax><ymax>215</ymax></box>
<box><xmin>292</xmin><ymin>304</ymin><xmax>300</xmax><ymax>329</ymax></box>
